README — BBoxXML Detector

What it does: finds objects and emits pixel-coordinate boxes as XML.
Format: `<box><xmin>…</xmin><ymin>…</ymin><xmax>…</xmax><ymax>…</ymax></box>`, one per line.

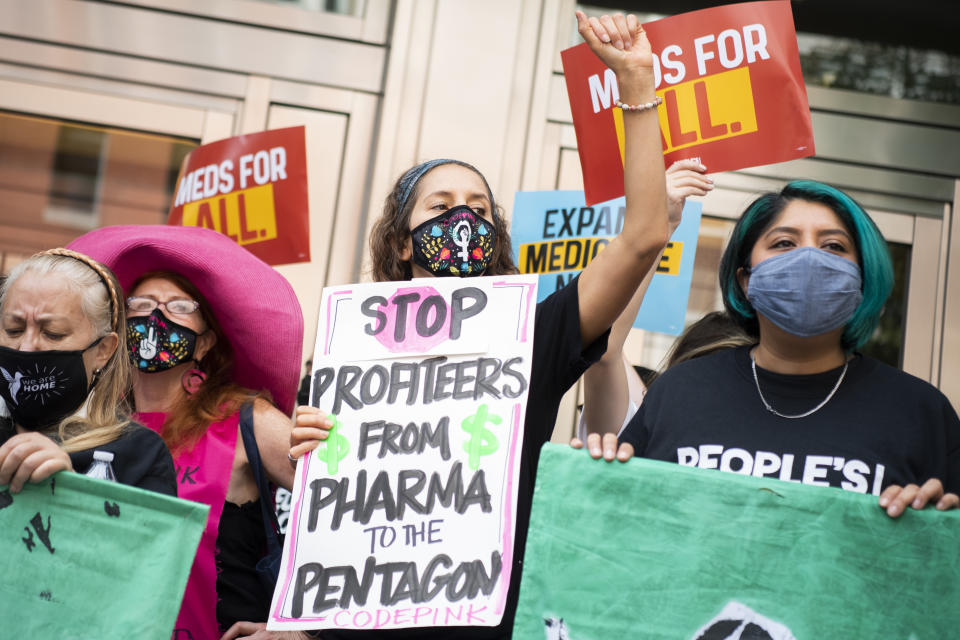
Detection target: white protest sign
<box><xmin>269</xmin><ymin>274</ymin><xmax>538</xmax><ymax>631</ymax></box>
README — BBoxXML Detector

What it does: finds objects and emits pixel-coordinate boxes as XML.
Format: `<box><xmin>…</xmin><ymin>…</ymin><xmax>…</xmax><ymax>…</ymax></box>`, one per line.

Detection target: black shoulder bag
<box><xmin>238</xmin><ymin>401</ymin><xmax>284</xmax><ymax>591</ymax></box>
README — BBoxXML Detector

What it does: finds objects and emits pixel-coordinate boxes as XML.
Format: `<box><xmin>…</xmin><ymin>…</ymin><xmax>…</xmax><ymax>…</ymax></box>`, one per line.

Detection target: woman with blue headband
<box><xmin>595</xmin><ymin>180</ymin><xmax>959</xmax><ymax>519</ymax></box>
<box><xmin>284</xmin><ymin>11</ymin><xmax>672</xmax><ymax>640</ymax></box>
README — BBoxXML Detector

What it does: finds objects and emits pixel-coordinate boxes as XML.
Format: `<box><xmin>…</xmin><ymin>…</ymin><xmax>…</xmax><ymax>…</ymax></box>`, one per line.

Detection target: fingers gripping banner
<box><xmin>269</xmin><ymin>275</ymin><xmax>538</xmax><ymax>631</ymax></box>
<box><xmin>562</xmin><ymin>1</ymin><xmax>814</xmax><ymax>205</ymax></box>
<box><xmin>0</xmin><ymin>472</ymin><xmax>208</xmax><ymax>639</ymax></box>
<box><xmin>514</xmin><ymin>445</ymin><xmax>960</xmax><ymax>639</ymax></box>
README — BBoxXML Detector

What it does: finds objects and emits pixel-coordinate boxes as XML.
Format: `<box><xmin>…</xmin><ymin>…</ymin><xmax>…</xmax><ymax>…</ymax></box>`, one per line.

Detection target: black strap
<box><xmin>238</xmin><ymin>402</ymin><xmax>282</xmax><ymax>549</ymax></box>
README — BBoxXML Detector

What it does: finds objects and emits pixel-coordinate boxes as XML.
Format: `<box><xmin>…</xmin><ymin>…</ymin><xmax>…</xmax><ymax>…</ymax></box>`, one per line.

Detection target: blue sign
<box><xmin>510</xmin><ymin>191</ymin><xmax>702</xmax><ymax>335</ymax></box>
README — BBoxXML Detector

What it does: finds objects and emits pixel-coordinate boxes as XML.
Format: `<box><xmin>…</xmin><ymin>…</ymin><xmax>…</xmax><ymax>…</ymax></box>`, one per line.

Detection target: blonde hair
<box><xmin>0</xmin><ymin>249</ymin><xmax>133</xmax><ymax>452</ymax></box>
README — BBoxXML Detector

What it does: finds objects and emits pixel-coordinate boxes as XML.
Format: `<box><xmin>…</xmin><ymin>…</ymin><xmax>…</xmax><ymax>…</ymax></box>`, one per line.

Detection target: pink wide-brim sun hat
<box><xmin>69</xmin><ymin>225</ymin><xmax>303</xmax><ymax>415</ymax></box>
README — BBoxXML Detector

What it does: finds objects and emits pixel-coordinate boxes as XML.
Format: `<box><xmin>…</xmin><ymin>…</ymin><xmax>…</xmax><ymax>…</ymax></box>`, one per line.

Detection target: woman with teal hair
<box><xmin>595</xmin><ymin>180</ymin><xmax>960</xmax><ymax>519</ymax></box>
<box><xmin>719</xmin><ymin>180</ymin><xmax>895</xmax><ymax>352</ymax></box>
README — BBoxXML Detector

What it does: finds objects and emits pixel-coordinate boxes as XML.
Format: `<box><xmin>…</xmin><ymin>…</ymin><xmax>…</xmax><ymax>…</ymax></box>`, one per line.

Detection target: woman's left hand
<box><xmin>0</xmin><ymin>431</ymin><xmax>72</xmax><ymax>493</ymax></box>
<box><xmin>570</xmin><ymin>432</ymin><xmax>633</xmax><ymax>462</ymax></box>
<box><xmin>878</xmin><ymin>478</ymin><xmax>959</xmax><ymax>518</ymax></box>
<box><xmin>219</xmin><ymin>621</ymin><xmax>315</xmax><ymax>640</ymax></box>
<box><xmin>290</xmin><ymin>405</ymin><xmax>334</xmax><ymax>461</ymax></box>
<box><xmin>665</xmin><ymin>159</ymin><xmax>713</xmax><ymax>232</ymax></box>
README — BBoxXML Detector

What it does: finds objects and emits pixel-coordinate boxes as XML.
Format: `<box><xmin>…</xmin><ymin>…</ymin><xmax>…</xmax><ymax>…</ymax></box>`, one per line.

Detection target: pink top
<box><xmin>138</xmin><ymin>411</ymin><xmax>239</xmax><ymax>640</ymax></box>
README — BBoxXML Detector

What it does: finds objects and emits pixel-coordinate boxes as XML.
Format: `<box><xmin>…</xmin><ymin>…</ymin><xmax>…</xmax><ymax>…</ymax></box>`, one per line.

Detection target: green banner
<box><xmin>0</xmin><ymin>472</ymin><xmax>208</xmax><ymax>639</ymax></box>
<box><xmin>515</xmin><ymin>444</ymin><xmax>960</xmax><ymax>639</ymax></box>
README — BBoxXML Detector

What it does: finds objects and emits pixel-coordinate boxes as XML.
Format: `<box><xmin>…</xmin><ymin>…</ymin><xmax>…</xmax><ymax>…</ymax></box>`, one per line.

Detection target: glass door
<box><xmin>0</xmin><ymin>79</ymin><xmax>234</xmax><ymax>274</ymax></box>
<box><xmin>0</xmin><ymin>112</ymin><xmax>197</xmax><ymax>272</ymax></box>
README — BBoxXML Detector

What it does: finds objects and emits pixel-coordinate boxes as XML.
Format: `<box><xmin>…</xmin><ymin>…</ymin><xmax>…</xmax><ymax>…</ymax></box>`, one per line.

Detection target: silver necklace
<box><xmin>751</xmin><ymin>355</ymin><xmax>848</xmax><ymax>419</ymax></box>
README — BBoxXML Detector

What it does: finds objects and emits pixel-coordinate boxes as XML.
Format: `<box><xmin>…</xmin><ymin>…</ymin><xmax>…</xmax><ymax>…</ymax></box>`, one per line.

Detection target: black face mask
<box><xmin>0</xmin><ymin>337</ymin><xmax>102</xmax><ymax>431</ymax></box>
<box><xmin>126</xmin><ymin>309</ymin><xmax>199</xmax><ymax>373</ymax></box>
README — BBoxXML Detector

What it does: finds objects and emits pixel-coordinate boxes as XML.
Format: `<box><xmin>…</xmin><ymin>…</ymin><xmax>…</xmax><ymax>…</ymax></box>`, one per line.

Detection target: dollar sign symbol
<box><xmin>314</xmin><ymin>414</ymin><xmax>350</xmax><ymax>475</ymax></box>
<box><xmin>460</xmin><ymin>404</ymin><xmax>501</xmax><ymax>470</ymax></box>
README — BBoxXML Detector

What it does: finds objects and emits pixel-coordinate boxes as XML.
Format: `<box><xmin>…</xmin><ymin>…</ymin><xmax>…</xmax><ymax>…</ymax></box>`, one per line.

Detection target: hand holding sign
<box><xmin>0</xmin><ymin>431</ymin><xmax>73</xmax><ymax>493</ymax></box>
<box><xmin>665</xmin><ymin>159</ymin><xmax>713</xmax><ymax>231</ymax></box>
<box><xmin>879</xmin><ymin>478</ymin><xmax>960</xmax><ymax>518</ymax></box>
<box><xmin>289</xmin><ymin>405</ymin><xmax>335</xmax><ymax>463</ymax></box>
<box><xmin>564</xmin><ymin>1</ymin><xmax>815</xmax><ymax>206</ymax></box>
<box><xmin>570</xmin><ymin>431</ymin><xmax>629</xmax><ymax>463</ymax></box>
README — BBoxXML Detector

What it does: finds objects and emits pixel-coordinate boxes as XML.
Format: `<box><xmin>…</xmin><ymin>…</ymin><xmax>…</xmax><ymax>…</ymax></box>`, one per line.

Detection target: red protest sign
<box><xmin>562</xmin><ymin>1</ymin><xmax>814</xmax><ymax>205</ymax></box>
<box><xmin>167</xmin><ymin>126</ymin><xmax>310</xmax><ymax>265</ymax></box>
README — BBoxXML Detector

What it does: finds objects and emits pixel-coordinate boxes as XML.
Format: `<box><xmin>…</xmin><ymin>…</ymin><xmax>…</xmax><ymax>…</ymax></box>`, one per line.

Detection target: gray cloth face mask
<box><xmin>746</xmin><ymin>246</ymin><xmax>863</xmax><ymax>337</ymax></box>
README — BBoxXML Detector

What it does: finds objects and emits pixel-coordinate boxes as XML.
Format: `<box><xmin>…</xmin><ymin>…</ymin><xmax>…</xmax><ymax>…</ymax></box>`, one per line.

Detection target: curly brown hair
<box><xmin>369</xmin><ymin>160</ymin><xmax>518</xmax><ymax>282</ymax></box>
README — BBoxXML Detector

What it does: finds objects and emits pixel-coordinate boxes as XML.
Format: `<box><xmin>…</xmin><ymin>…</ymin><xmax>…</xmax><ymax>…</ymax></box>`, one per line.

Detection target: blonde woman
<box><xmin>0</xmin><ymin>249</ymin><xmax>176</xmax><ymax>495</ymax></box>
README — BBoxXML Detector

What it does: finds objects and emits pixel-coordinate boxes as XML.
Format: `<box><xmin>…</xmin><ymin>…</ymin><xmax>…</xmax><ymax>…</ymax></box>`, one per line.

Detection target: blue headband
<box><xmin>395</xmin><ymin>159</ymin><xmax>496</xmax><ymax>216</ymax></box>
<box><xmin>396</xmin><ymin>159</ymin><xmax>457</xmax><ymax>214</ymax></box>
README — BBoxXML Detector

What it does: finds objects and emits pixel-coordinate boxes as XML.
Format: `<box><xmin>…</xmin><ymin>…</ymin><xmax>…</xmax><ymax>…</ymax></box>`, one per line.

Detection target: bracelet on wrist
<box><xmin>615</xmin><ymin>96</ymin><xmax>663</xmax><ymax>112</ymax></box>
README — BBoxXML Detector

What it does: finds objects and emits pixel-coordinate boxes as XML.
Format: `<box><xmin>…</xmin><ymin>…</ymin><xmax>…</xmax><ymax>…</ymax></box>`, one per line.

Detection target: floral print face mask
<box><xmin>410</xmin><ymin>205</ymin><xmax>497</xmax><ymax>277</ymax></box>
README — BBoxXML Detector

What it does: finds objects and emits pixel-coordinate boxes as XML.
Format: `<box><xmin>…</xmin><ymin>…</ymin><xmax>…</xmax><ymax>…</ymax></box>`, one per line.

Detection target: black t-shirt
<box><xmin>321</xmin><ymin>277</ymin><xmax>609</xmax><ymax>640</ymax></box>
<box><xmin>67</xmin><ymin>422</ymin><xmax>178</xmax><ymax>496</ymax></box>
<box><xmin>621</xmin><ymin>346</ymin><xmax>960</xmax><ymax>495</ymax></box>
<box><xmin>217</xmin><ymin>499</ymin><xmax>270</xmax><ymax>633</ymax></box>
<box><xmin>1</xmin><ymin>417</ymin><xmax>176</xmax><ymax>496</ymax></box>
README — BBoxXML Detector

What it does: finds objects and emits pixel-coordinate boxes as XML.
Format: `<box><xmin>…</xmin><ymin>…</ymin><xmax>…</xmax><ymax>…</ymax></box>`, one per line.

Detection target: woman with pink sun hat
<box><xmin>69</xmin><ymin>224</ymin><xmax>307</xmax><ymax>640</ymax></box>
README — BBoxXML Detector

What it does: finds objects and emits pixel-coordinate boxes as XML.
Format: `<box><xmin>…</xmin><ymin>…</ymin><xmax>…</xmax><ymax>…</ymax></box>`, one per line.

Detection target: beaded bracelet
<box><xmin>615</xmin><ymin>96</ymin><xmax>663</xmax><ymax>112</ymax></box>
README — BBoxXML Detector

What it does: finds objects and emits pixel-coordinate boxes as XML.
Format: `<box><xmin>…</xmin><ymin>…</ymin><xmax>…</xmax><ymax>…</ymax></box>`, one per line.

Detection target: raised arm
<box><xmin>578</xmin><ymin>160</ymin><xmax>712</xmax><ymax>452</ymax></box>
<box><xmin>578</xmin><ymin>285</ymin><xmax>648</xmax><ymax>446</ymax></box>
<box><xmin>575</xmin><ymin>11</ymin><xmax>670</xmax><ymax>345</ymax></box>
<box><xmin>253</xmin><ymin>397</ymin><xmax>298</xmax><ymax>491</ymax></box>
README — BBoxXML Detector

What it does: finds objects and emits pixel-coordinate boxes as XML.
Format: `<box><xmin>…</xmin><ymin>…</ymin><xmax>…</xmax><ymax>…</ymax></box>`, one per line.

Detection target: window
<box><xmin>798</xmin><ymin>34</ymin><xmax>960</xmax><ymax>104</ymax></box>
<box><xmin>250</xmin><ymin>0</ymin><xmax>365</xmax><ymax>16</ymax></box>
<box><xmin>45</xmin><ymin>125</ymin><xmax>105</xmax><ymax>230</ymax></box>
<box><xmin>0</xmin><ymin>112</ymin><xmax>197</xmax><ymax>274</ymax></box>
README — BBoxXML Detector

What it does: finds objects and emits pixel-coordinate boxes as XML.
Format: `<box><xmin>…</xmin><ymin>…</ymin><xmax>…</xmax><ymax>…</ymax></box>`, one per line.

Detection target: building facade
<box><xmin>1</xmin><ymin>0</ymin><xmax>958</xmax><ymax>436</ymax></box>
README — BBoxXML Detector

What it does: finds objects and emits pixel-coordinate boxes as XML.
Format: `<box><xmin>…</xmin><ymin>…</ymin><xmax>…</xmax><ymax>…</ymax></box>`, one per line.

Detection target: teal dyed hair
<box><xmin>718</xmin><ymin>180</ymin><xmax>894</xmax><ymax>350</ymax></box>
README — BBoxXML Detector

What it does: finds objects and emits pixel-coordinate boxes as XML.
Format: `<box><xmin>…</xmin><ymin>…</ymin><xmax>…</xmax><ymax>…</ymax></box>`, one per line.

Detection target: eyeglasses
<box><xmin>126</xmin><ymin>296</ymin><xmax>200</xmax><ymax>316</ymax></box>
